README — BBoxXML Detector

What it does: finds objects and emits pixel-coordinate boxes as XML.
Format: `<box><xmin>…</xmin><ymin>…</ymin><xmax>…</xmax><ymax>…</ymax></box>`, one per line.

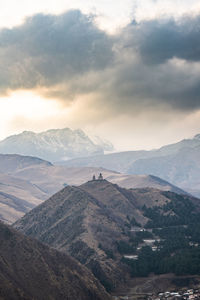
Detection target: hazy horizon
<box><xmin>0</xmin><ymin>126</ymin><xmax>199</xmax><ymax>153</ymax></box>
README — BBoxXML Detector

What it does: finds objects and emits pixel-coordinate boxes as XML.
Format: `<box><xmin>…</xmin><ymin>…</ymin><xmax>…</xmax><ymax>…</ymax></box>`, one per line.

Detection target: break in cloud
<box><xmin>0</xmin><ymin>9</ymin><xmax>200</xmax><ymax>114</ymax></box>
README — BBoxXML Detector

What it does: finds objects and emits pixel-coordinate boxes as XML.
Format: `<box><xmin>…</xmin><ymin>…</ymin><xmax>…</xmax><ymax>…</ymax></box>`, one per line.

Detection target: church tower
<box><xmin>98</xmin><ymin>173</ymin><xmax>103</xmax><ymax>180</ymax></box>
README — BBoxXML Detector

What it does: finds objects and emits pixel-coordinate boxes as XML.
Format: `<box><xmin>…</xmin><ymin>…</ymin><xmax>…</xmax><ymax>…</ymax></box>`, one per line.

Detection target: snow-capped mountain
<box><xmin>0</xmin><ymin>128</ymin><xmax>113</xmax><ymax>162</ymax></box>
<box><xmin>89</xmin><ymin>135</ymin><xmax>114</xmax><ymax>152</ymax></box>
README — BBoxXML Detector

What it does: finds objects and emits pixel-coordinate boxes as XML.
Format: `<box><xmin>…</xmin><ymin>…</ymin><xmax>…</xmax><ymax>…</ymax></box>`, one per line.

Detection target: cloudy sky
<box><xmin>1</xmin><ymin>0</ymin><xmax>200</xmax><ymax>150</ymax></box>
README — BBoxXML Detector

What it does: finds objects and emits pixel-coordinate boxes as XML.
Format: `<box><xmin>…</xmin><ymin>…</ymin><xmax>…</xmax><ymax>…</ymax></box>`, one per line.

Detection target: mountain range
<box><xmin>0</xmin><ymin>221</ymin><xmax>110</xmax><ymax>300</ymax></box>
<box><xmin>62</xmin><ymin>134</ymin><xmax>200</xmax><ymax>197</ymax></box>
<box><xmin>14</xmin><ymin>179</ymin><xmax>200</xmax><ymax>291</ymax></box>
<box><xmin>1</xmin><ymin>129</ymin><xmax>199</xmax><ymax>196</ymax></box>
<box><xmin>0</xmin><ymin>154</ymin><xmax>186</xmax><ymax>224</ymax></box>
<box><xmin>0</xmin><ymin>128</ymin><xmax>113</xmax><ymax>162</ymax></box>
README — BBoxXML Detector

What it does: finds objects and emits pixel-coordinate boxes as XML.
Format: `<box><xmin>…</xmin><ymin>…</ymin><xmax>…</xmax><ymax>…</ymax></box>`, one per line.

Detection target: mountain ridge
<box><xmin>0</xmin><ymin>153</ymin><xmax>187</xmax><ymax>224</ymax></box>
<box><xmin>61</xmin><ymin>134</ymin><xmax>200</xmax><ymax>197</ymax></box>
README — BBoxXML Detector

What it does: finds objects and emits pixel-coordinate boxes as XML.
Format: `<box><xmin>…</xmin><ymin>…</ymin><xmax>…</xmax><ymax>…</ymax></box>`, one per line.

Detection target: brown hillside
<box><xmin>14</xmin><ymin>180</ymin><xmax>200</xmax><ymax>291</ymax></box>
<box><xmin>0</xmin><ymin>221</ymin><xmax>111</xmax><ymax>300</ymax></box>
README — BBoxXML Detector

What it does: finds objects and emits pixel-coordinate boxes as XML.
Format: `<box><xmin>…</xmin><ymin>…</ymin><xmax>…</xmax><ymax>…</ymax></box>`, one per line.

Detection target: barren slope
<box><xmin>0</xmin><ymin>221</ymin><xmax>111</xmax><ymax>300</ymax></box>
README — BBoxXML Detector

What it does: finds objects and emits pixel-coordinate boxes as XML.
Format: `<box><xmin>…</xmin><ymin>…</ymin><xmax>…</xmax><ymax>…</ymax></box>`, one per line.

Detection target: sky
<box><xmin>1</xmin><ymin>0</ymin><xmax>200</xmax><ymax>150</ymax></box>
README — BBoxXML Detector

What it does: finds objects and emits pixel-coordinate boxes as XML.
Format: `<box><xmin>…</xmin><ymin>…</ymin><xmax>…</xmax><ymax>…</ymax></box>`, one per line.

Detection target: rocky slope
<box><xmin>0</xmin><ymin>221</ymin><xmax>111</xmax><ymax>300</ymax></box>
<box><xmin>14</xmin><ymin>180</ymin><xmax>198</xmax><ymax>291</ymax></box>
<box><xmin>0</xmin><ymin>128</ymin><xmax>113</xmax><ymax>161</ymax></box>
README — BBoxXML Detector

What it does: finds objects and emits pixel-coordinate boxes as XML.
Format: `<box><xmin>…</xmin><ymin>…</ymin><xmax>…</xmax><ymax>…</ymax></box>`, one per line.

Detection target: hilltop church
<box><xmin>92</xmin><ymin>173</ymin><xmax>103</xmax><ymax>181</ymax></box>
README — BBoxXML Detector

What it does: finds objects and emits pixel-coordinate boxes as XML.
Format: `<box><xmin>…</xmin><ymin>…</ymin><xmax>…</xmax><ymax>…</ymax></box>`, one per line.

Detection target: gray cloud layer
<box><xmin>126</xmin><ymin>16</ymin><xmax>200</xmax><ymax>64</ymax></box>
<box><xmin>0</xmin><ymin>10</ymin><xmax>113</xmax><ymax>94</ymax></box>
<box><xmin>0</xmin><ymin>10</ymin><xmax>200</xmax><ymax>113</ymax></box>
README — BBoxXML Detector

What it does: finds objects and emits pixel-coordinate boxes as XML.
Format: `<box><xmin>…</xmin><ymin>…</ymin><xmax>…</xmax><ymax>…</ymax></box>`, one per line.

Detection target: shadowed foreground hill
<box><xmin>0</xmin><ymin>221</ymin><xmax>111</xmax><ymax>300</ymax></box>
<box><xmin>14</xmin><ymin>180</ymin><xmax>200</xmax><ymax>291</ymax></box>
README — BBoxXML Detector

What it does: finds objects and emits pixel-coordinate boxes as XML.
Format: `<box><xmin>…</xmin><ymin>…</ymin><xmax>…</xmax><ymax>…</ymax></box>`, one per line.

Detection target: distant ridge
<box><xmin>0</xmin><ymin>153</ymin><xmax>52</xmax><ymax>172</ymax></box>
<box><xmin>61</xmin><ymin>134</ymin><xmax>200</xmax><ymax>197</ymax></box>
<box><xmin>0</xmin><ymin>153</ymin><xmax>187</xmax><ymax>224</ymax></box>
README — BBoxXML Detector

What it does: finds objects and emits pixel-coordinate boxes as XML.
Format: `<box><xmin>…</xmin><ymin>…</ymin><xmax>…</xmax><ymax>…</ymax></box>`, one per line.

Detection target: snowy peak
<box><xmin>0</xmin><ymin>128</ymin><xmax>113</xmax><ymax>162</ymax></box>
<box><xmin>90</xmin><ymin>135</ymin><xmax>114</xmax><ymax>152</ymax></box>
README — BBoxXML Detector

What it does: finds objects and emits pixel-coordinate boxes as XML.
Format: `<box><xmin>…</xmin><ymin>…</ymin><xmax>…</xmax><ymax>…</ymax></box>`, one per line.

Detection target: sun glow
<box><xmin>0</xmin><ymin>90</ymin><xmax>63</xmax><ymax>140</ymax></box>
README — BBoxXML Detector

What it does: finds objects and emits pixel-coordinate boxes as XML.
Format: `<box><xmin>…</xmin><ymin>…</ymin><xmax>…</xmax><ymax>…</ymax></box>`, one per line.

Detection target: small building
<box><xmin>152</xmin><ymin>246</ymin><xmax>158</xmax><ymax>252</ymax></box>
<box><xmin>143</xmin><ymin>239</ymin><xmax>156</xmax><ymax>245</ymax></box>
<box><xmin>123</xmin><ymin>255</ymin><xmax>138</xmax><ymax>260</ymax></box>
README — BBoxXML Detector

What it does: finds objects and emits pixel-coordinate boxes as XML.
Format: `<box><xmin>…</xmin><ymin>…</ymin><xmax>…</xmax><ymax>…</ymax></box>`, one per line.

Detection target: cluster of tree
<box><xmin>123</xmin><ymin>245</ymin><xmax>200</xmax><ymax>277</ymax></box>
<box><xmin>98</xmin><ymin>243</ymin><xmax>115</xmax><ymax>259</ymax></box>
<box><xmin>116</xmin><ymin>229</ymin><xmax>154</xmax><ymax>254</ymax></box>
<box><xmin>143</xmin><ymin>194</ymin><xmax>200</xmax><ymax>228</ymax></box>
<box><xmin>125</xmin><ymin>216</ymin><xmax>141</xmax><ymax>229</ymax></box>
<box><xmin>135</xmin><ymin>230</ymin><xmax>153</xmax><ymax>239</ymax></box>
<box><xmin>121</xmin><ymin>194</ymin><xmax>200</xmax><ymax>277</ymax></box>
<box><xmin>143</xmin><ymin>206</ymin><xmax>181</xmax><ymax>228</ymax></box>
<box><xmin>116</xmin><ymin>240</ymin><xmax>136</xmax><ymax>254</ymax></box>
<box><xmin>129</xmin><ymin>216</ymin><xmax>141</xmax><ymax>227</ymax></box>
<box><xmin>185</xmin><ymin>223</ymin><xmax>200</xmax><ymax>243</ymax></box>
<box><xmin>153</xmin><ymin>226</ymin><xmax>189</xmax><ymax>252</ymax></box>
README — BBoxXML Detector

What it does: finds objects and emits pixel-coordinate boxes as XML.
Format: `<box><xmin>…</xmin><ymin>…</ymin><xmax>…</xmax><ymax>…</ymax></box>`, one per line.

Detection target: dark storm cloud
<box><xmin>1</xmin><ymin>10</ymin><xmax>200</xmax><ymax>113</ymax></box>
<box><xmin>0</xmin><ymin>10</ymin><xmax>113</xmax><ymax>94</ymax></box>
<box><xmin>102</xmin><ymin>15</ymin><xmax>200</xmax><ymax>111</ymax></box>
<box><xmin>101</xmin><ymin>58</ymin><xmax>200</xmax><ymax>112</ymax></box>
<box><xmin>124</xmin><ymin>16</ymin><xmax>200</xmax><ymax>64</ymax></box>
